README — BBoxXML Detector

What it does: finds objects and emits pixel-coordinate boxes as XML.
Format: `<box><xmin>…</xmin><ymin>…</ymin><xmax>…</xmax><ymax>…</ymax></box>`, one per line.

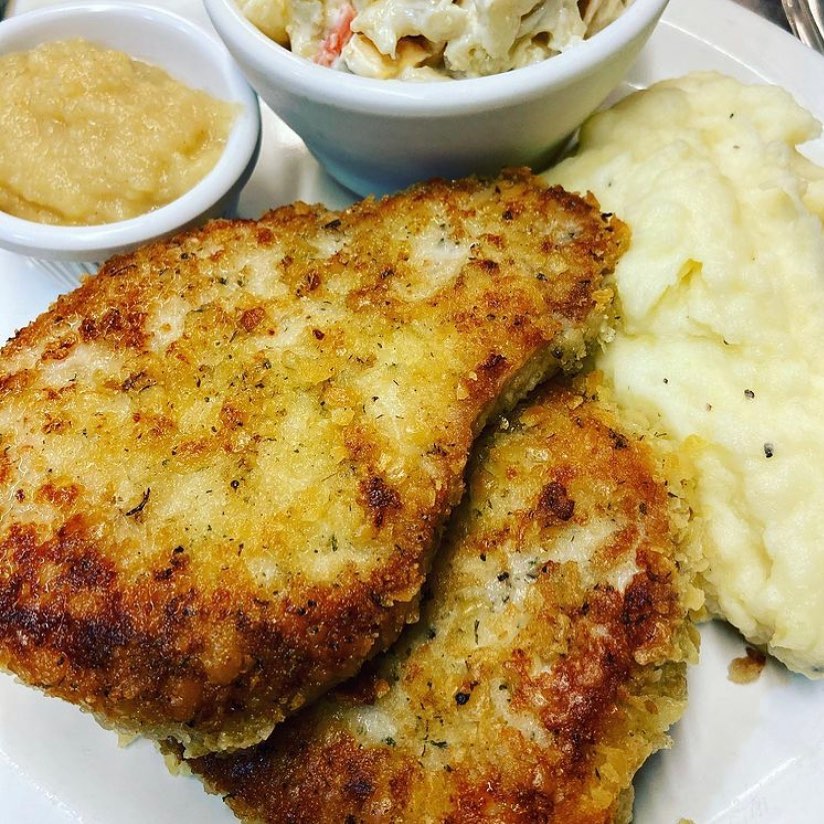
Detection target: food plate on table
<box><xmin>1</xmin><ymin>0</ymin><xmax>823</xmax><ymax>822</ymax></box>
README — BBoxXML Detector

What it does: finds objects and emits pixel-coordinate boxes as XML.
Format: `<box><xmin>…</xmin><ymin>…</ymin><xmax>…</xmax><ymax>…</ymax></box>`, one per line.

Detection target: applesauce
<box><xmin>0</xmin><ymin>39</ymin><xmax>236</xmax><ymax>226</ymax></box>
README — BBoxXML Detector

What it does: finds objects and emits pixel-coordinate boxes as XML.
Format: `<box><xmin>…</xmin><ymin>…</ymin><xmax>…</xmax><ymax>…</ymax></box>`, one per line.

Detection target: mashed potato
<box><xmin>547</xmin><ymin>72</ymin><xmax>824</xmax><ymax>677</ymax></box>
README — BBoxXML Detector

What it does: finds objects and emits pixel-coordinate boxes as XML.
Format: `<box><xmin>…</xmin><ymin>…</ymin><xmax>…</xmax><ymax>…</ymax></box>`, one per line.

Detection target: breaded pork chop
<box><xmin>187</xmin><ymin>380</ymin><xmax>701</xmax><ymax>823</ymax></box>
<box><xmin>0</xmin><ymin>171</ymin><xmax>626</xmax><ymax>756</ymax></box>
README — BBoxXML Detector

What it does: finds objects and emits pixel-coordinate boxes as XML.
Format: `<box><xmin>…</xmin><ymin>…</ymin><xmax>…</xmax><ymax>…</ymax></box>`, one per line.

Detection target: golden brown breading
<box><xmin>0</xmin><ymin>170</ymin><xmax>625</xmax><ymax>755</ymax></box>
<box><xmin>187</xmin><ymin>379</ymin><xmax>700</xmax><ymax>823</ymax></box>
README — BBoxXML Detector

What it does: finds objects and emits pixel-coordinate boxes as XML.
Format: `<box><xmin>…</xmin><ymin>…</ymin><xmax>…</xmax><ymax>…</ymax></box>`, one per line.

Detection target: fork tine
<box><xmin>781</xmin><ymin>0</ymin><xmax>824</xmax><ymax>52</ymax></box>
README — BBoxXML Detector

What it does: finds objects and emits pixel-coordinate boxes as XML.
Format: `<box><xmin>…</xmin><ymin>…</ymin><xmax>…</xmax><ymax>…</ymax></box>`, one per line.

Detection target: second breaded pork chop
<box><xmin>0</xmin><ymin>170</ymin><xmax>626</xmax><ymax>755</ymax></box>
<box><xmin>187</xmin><ymin>380</ymin><xmax>701</xmax><ymax>823</ymax></box>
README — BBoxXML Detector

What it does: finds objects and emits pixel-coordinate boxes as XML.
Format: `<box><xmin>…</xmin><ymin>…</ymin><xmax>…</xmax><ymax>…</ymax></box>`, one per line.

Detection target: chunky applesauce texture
<box><xmin>0</xmin><ymin>38</ymin><xmax>236</xmax><ymax>226</ymax></box>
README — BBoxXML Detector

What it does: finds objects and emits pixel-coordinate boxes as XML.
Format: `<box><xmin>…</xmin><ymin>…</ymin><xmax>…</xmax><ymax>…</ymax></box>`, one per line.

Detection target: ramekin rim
<box><xmin>204</xmin><ymin>0</ymin><xmax>669</xmax><ymax>115</ymax></box>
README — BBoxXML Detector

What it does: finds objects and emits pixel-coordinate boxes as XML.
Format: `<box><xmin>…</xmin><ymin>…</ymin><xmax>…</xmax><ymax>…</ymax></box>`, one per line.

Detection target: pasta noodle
<box><xmin>239</xmin><ymin>0</ymin><xmax>632</xmax><ymax>79</ymax></box>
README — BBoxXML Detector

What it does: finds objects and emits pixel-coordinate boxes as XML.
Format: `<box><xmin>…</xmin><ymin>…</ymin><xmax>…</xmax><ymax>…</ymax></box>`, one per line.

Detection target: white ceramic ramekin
<box><xmin>204</xmin><ymin>0</ymin><xmax>668</xmax><ymax>196</ymax></box>
<box><xmin>0</xmin><ymin>2</ymin><xmax>262</xmax><ymax>262</ymax></box>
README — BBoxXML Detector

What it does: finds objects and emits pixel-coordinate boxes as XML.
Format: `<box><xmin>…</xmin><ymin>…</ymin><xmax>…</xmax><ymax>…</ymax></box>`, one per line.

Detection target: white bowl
<box><xmin>0</xmin><ymin>2</ymin><xmax>262</xmax><ymax>262</ymax></box>
<box><xmin>204</xmin><ymin>0</ymin><xmax>668</xmax><ymax>197</ymax></box>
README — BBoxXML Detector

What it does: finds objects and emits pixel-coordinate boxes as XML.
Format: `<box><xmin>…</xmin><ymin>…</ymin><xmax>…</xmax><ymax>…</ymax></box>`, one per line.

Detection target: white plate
<box><xmin>1</xmin><ymin>1</ymin><xmax>823</xmax><ymax>822</ymax></box>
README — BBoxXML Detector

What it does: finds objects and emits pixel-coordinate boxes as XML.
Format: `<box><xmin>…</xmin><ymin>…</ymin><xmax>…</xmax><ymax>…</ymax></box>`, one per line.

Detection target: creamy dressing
<box><xmin>239</xmin><ymin>0</ymin><xmax>632</xmax><ymax>79</ymax></box>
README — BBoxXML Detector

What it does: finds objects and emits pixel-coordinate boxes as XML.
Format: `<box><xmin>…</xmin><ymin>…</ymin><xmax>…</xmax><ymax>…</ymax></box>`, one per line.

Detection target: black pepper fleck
<box><xmin>125</xmin><ymin>488</ymin><xmax>151</xmax><ymax>517</ymax></box>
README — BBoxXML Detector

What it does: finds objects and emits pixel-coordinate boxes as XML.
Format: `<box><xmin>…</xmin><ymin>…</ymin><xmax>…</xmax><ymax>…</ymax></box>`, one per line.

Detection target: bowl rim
<box><xmin>204</xmin><ymin>0</ymin><xmax>669</xmax><ymax>116</ymax></box>
<box><xmin>0</xmin><ymin>1</ymin><xmax>261</xmax><ymax>259</ymax></box>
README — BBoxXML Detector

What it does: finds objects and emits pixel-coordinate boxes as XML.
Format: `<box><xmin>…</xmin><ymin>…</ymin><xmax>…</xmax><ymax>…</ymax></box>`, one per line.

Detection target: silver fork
<box><xmin>781</xmin><ymin>0</ymin><xmax>824</xmax><ymax>52</ymax></box>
